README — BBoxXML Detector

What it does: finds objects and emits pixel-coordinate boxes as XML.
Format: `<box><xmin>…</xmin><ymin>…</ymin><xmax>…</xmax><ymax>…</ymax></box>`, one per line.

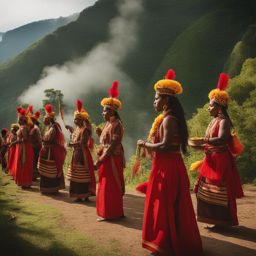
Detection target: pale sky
<box><xmin>0</xmin><ymin>0</ymin><xmax>97</xmax><ymax>32</ymax></box>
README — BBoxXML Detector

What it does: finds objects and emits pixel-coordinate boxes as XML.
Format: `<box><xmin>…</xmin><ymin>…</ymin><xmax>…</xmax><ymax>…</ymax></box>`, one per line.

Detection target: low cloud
<box><xmin>19</xmin><ymin>0</ymin><xmax>143</xmax><ymax>111</ymax></box>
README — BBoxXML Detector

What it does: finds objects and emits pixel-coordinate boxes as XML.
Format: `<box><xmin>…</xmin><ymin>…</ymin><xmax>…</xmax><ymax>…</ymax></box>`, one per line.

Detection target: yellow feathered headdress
<box><xmin>154</xmin><ymin>69</ymin><xmax>183</xmax><ymax>95</ymax></box>
<box><xmin>11</xmin><ymin>123</ymin><xmax>19</xmax><ymax>130</ymax></box>
<box><xmin>101</xmin><ymin>80</ymin><xmax>122</xmax><ymax>111</ymax></box>
<box><xmin>74</xmin><ymin>99</ymin><xmax>89</xmax><ymax>120</ymax></box>
<box><xmin>208</xmin><ymin>73</ymin><xmax>230</xmax><ymax>106</ymax></box>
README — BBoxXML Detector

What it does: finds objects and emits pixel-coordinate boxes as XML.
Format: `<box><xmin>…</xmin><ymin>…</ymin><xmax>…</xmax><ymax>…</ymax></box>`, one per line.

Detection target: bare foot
<box><xmin>97</xmin><ymin>217</ymin><xmax>107</xmax><ymax>222</ymax></box>
<box><xmin>204</xmin><ymin>224</ymin><xmax>215</xmax><ymax>229</ymax></box>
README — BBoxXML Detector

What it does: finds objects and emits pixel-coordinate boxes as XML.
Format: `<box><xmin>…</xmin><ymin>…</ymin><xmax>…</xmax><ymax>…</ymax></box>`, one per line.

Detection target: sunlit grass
<box><xmin>0</xmin><ymin>172</ymin><xmax>122</xmax><ymax>256</ymax></box>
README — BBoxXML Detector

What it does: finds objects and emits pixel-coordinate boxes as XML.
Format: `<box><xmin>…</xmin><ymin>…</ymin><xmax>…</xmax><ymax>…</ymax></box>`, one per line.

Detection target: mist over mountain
<box><xmin>0</xmin><ymin>13</ymin><xmax>79</xmax><ymax>64</ymax></box>
<box><xmin>0</xmin><ymin>0</ymin><xmax>255</xmax><ymax>154</ymax></box>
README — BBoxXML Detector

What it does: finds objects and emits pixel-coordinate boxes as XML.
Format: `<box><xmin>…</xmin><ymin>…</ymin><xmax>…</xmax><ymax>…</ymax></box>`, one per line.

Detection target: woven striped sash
<box><xmin>38</xmin><ymin>158</ymin><xmax>58</xmax><ymax>178</ymax></box>
<box><xmin>197</xmin><ymin>180</ymin><xmax>228</xmax><ymax>206</ymax></box>
<box><xmin>66</xmin><ymin>164</ymin><xmax>91</xmax><ymax>183</ymax></box>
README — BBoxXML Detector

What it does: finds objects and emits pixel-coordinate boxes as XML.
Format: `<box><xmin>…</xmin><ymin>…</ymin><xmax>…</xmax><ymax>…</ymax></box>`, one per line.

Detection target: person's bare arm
<box><xmin>95</xmin><ymin>127</ymin><xmax>102</xmax><ymax>137</ymax></box>
<box><xmin>137</xmin><ymin>116</ymin><xmax>178</xmax><ymax>151</ymax></box>
<box><xmin>205</xmin><ymin>119</ymin><xmax>230</xmax><ymax>145</ymax></box>
<box><xmin>65</xmin><ymin>125</ymin><xmax>74</xmax><ymax>134</ymax></box>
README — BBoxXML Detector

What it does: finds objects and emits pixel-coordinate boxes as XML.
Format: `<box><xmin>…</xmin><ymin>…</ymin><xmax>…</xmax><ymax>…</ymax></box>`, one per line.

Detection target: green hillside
<box><xmin>0</xmin><ymin>0</ymin><xmax>118</xmax><ymax>124</ymax></box>
<box><xmin>0</xmin><ymin>0</ymin><xmax>255</xmax><ymax>146</ymax></box>
<box><xmin>0</xmin><ymin>13</ymin><xmax>79</xmax><ymax>64</ymax></box>
<box><xmin>224</xmin><ymin>24</ymin><xmax>256</xmax><ymax>77</ymax></box>
<box><xmin>154</xmin><ymin>6</ymin><xmax>256</xmax><ymax>113</ymax></box>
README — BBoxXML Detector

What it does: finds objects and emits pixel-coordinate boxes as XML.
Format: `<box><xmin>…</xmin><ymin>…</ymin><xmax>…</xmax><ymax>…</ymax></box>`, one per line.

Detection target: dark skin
<box><xmin>66</xmin><ymin>118</ymin><xmax>89</xmax><ymax>147</ymax></box>
<box><xmin>10</xmin><ymin>116</ymin><xmax>28</xmax><ymax>146</ymax></box>
<box><xmin>42</xmin><ymin>116</ymin><xmax>55</xmax><ymax>145</ymax></box>
<box><xmin>203</xmin><ymin>99</ymin><xmax>230</xmax><ymax>145</ymax></box>
<box><xmin>137</xmin><ymin>92</ymin><xmax>178</xmax><ymax>151</ymax></box>
<box><xmin>31</xmin><ymin>117</ymin><xmax>40</xmax><ymax>126</ymax></box>
<box><xmin>11</xmin><ymin>128</ymin><xmax>17</xmax><ymax>135</ymax></box>
<box><xmin>7</xmin><ymin>128</ymin><xmax>17</xmax><ymax>147</ymax></box>
<box><xmin>43</xmin><ymin>116</ymin><xmax>51</xmax><ymax>126</ymax></box>
<box><xmin>95</xmin><ymin>106</ymin><xmax>120</xmax><ymax>168</ymax></box>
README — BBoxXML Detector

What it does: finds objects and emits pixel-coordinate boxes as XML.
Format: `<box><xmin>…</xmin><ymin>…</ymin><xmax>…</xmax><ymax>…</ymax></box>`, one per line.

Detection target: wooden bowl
<box><xmin>188</xmin><ymin>137</ymin><xmax>205</xmax><ymax>147</ymax></box>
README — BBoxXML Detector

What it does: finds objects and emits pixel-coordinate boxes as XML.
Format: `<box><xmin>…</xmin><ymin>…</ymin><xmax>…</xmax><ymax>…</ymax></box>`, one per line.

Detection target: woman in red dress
<box><xmin>38</xmin><ymin>104</ymin><xmax>66</xmax><ymax>193</ymax></box>
<box><xmin>12</xmin><ymin>108</ymin><xmax>34</xmax><ymax>188</ymax></box>
<box><xmin>7</xmin><ymin>124</ymin><xmax>19</xmax><ymax>178</ymax></box>
<box><xmin>193</xmin><ymin>73</ymin><xmax>244</xmax><ymax>227</ymax></box>
<box><xmin>95</xmin><ymin>81</ymin><xmax>125</xmax><ymax>221</ymax></box>
<box><xmin>137</xmin><ymin>69</ymin><xmax>202</xmax><ymax>256</ymax></box>
<box><xmin>30</xmin><ymin>110</ymin><xmax>42</xmax><ymax>181</ymax></box>
<box><xmin>66</xmin><ymin>99</ymin><xmax>96</xmax><ymax>202</ymax></box>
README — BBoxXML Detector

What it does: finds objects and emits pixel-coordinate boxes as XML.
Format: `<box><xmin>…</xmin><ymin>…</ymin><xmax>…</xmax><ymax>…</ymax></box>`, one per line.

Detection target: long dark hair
<box><xmin>221</xmin><ymin>106</ymin><xmax>233</xmax><ymax>127</ymax></box>
<box><xmin>113</xmin><ymin>110</ymin><xmax>122</xmax><ymax>122</ymax></box>
<box><xmin>167</xmin><ymin>95</ymin><xmax>189</xmax><ymax>154</ymax></box>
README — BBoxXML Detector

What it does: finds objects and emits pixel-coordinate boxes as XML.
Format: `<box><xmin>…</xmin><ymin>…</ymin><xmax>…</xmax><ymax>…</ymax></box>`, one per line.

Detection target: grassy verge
<box><xmin>0</xmin><ymin>172</ymin><xmax>121</xmax><ymax>256</ymax></box>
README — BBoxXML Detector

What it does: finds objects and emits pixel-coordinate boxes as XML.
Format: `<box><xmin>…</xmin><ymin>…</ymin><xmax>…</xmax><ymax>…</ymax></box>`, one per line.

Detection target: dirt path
<box><xmin>20</xmin><ymin>182</ymin><xmax>256</xmax><ymax>256</ymax></box>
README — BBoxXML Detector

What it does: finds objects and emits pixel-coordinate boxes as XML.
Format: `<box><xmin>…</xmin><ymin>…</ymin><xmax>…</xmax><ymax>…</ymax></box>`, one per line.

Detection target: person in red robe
<box><xmin>38</xmin><ymin>104</ymin><xmax>66</xmax><ymax>193</ymax></box>
<box><xmin>137</xmin><ymin>69</ymin><xmax>202</xmax><ymax>256</ymax></box>
<box><xmin>95</xmin><ymin>81</ymin><xmax>125</xmax><ymax>222</ymax></box>
<box><xmin>7</xmin><ymin>124</ymin><xmax>19</xmax><ymax>178</ymax></box>
<box><xmin>0</xmin><ymin>128</ymin><xmax>9</xmax><ymax>173</ymax></box>
<box><xmin>192</xmin><ymin>73</ymin><xmax>244</xmax><ymax>228</ymax></box>
<box><xmin>66</xmin><ymin>99</ymin><xmax>96</xmax><ymax>202</ymax></box>
<box><xmin>12</xmin><ymin>108</ymin><xmax>34</xmax><ymax>189</ymax></box>
<box><xmin>29</xmin><ymin>110</ymin><xmax>42</xmax><ymax>181</ymax></box>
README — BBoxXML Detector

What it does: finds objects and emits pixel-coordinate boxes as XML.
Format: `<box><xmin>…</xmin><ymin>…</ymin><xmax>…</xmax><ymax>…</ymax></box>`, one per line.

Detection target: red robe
<box><xmin>140</xmin><ymin>116</ymin><xmax>202</xmax><ymax>256</ymax></box>
<box><xmin>13</xmin><ymin>126</ymin><xmax>34</xmax><ymax>186</ymax></box>
<box><xmin>7</xmin><ymin>133</ymin><xmax>17</xmax><ymax>177</ymax></box>
<box><xmin>30</xmin><ymin>124</ymin><xmax>42</xmax><ymax>179</ymax></box>
<box><xmin>38</xmin><ymin>122</ymin><xmax>66</xmax><ymax>193</ymax></box>
<box><xmin>66</xmin><ymin>126</ymin><xmax>96</xmax><ymax>198</ymax></box>
<box><xmin>197</xmin><ymin>117</ymin><xmax>244</xmax><ymax>226</ymax></box>
<box><xmin>96</xmin><ymin>119</ymin><xmax>125</xmax><ymax>219</ymax></box>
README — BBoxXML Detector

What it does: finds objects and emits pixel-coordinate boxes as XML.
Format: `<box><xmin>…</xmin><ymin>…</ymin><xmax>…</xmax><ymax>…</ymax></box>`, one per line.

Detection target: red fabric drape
<box><xmin>142</xmin><ymin>152</ymin><xmax>202</xmax><ymax>256</ymax></box>
<box><xmin>84</xmin><ymin>147</ymin><xmax>96</xmax><ymax>195</ymax></box>
<box><xmin>199</xmin><ymin>119</ymin><xmax>244</xmax><ymax>225</ymax></box>
<box><xmin>136</xmin><ymin>181</ymin><xmax>148</xmax><ymax>194</ymax></box>
<box><xmin>7</xmin><ymin>145</ymin><xmax>16</xmax><ymax>177</ymax></box>
<box><xmin>14</xmin><ymin>142</ymin><xmax>34</xmax><ymax>186</ymax></box>
<box><xmin>51</xmin><ymin>122</ymin><xmax>66</xmax><ymax>175</ymax></box>
<box><xmin>96</xmin><ymin>155</ymin><xmax>124</xmax><ymax>219</ymax></box>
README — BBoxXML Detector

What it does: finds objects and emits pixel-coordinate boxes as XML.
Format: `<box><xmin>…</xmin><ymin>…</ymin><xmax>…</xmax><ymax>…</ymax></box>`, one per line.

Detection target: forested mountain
<box><xmin>0</xmin><ymin>0</ymin><xmax>255</xmax><ymax>151</ymax></box>
<box><xmin>0</xmin><ymin>13</ymin><xmax>79</xmax><ymax>64</ymax></box>
<box><xmin>187</xmin><ymin>23</ymin><xmax>256</xmax><ymax>182</ymax></box>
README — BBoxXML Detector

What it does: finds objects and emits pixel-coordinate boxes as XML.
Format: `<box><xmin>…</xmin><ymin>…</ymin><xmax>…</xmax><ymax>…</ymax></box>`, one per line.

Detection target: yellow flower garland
<box><xmin>148</xmin><ymin>113</ymin><xmax>164</xmax><ymax>141</ymax></box>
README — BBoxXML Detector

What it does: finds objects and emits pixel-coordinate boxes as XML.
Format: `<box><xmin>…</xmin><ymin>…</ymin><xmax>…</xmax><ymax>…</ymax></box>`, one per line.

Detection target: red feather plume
<box><xmin>76</xmin><ymin>99</ymin><xmax>83</xmax><ymax>112</ymax></box>
<box><xmin>16</xmin><ymin>107</ymin><xmax>26</xmax><ymax>115</ymax></box>
<box><xmin>45</xmin><ymin>104</ymin><xmax>52</xmax><ymax>114</ymax></box>
<box><xmin>109</xmin><ymin>80</ymin><xmax>119</xmax><ymax>98</ymax></box>
<box><xmin>26</xmin><ymin>105</ymin><xmax>33</xmax><ymax>115</ymax></box>
<box><xmin>34</xmin><ymin>111</ymin><xmax>40</xmax><ymax>119</ymax></box>
<box><xmin>165</xmin><ymin>69</ymin><xmax>176</xmax><ymax>80</ymax></box>
<box><xmin>217</xmin><ymin>73</ymin><xmax>229</xmax><ymax>91</ymax></box>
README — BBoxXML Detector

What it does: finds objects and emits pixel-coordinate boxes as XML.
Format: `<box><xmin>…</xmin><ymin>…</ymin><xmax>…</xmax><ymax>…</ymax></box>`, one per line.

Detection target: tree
<box><xmin>42</xmin><ymin>89</ymin><xmax>64</xmax><ymax>116</ymax></box>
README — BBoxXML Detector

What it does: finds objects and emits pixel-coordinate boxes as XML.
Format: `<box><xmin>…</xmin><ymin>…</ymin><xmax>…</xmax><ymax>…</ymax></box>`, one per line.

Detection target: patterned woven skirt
<box><xmin>38</xmin><ymin>153</ymin><xmax>65</xmax><ymax>193</ymax></box>
<box><xmin>197</xmin><ymin>178</ymin><xmax>234</xmax><ymax>225</ymax></box>
<box><xmin>66</xmin><ymin>164</ymin><xmax>92</xmax><ymax>198</ymax></box>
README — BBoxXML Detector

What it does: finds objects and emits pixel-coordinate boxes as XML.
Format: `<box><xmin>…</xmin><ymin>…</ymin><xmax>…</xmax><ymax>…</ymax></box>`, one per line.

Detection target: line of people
<box><xmin>0</xmin><ymin>69</ymin><xmax>244</xmax><ymax>256</ymax></box>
